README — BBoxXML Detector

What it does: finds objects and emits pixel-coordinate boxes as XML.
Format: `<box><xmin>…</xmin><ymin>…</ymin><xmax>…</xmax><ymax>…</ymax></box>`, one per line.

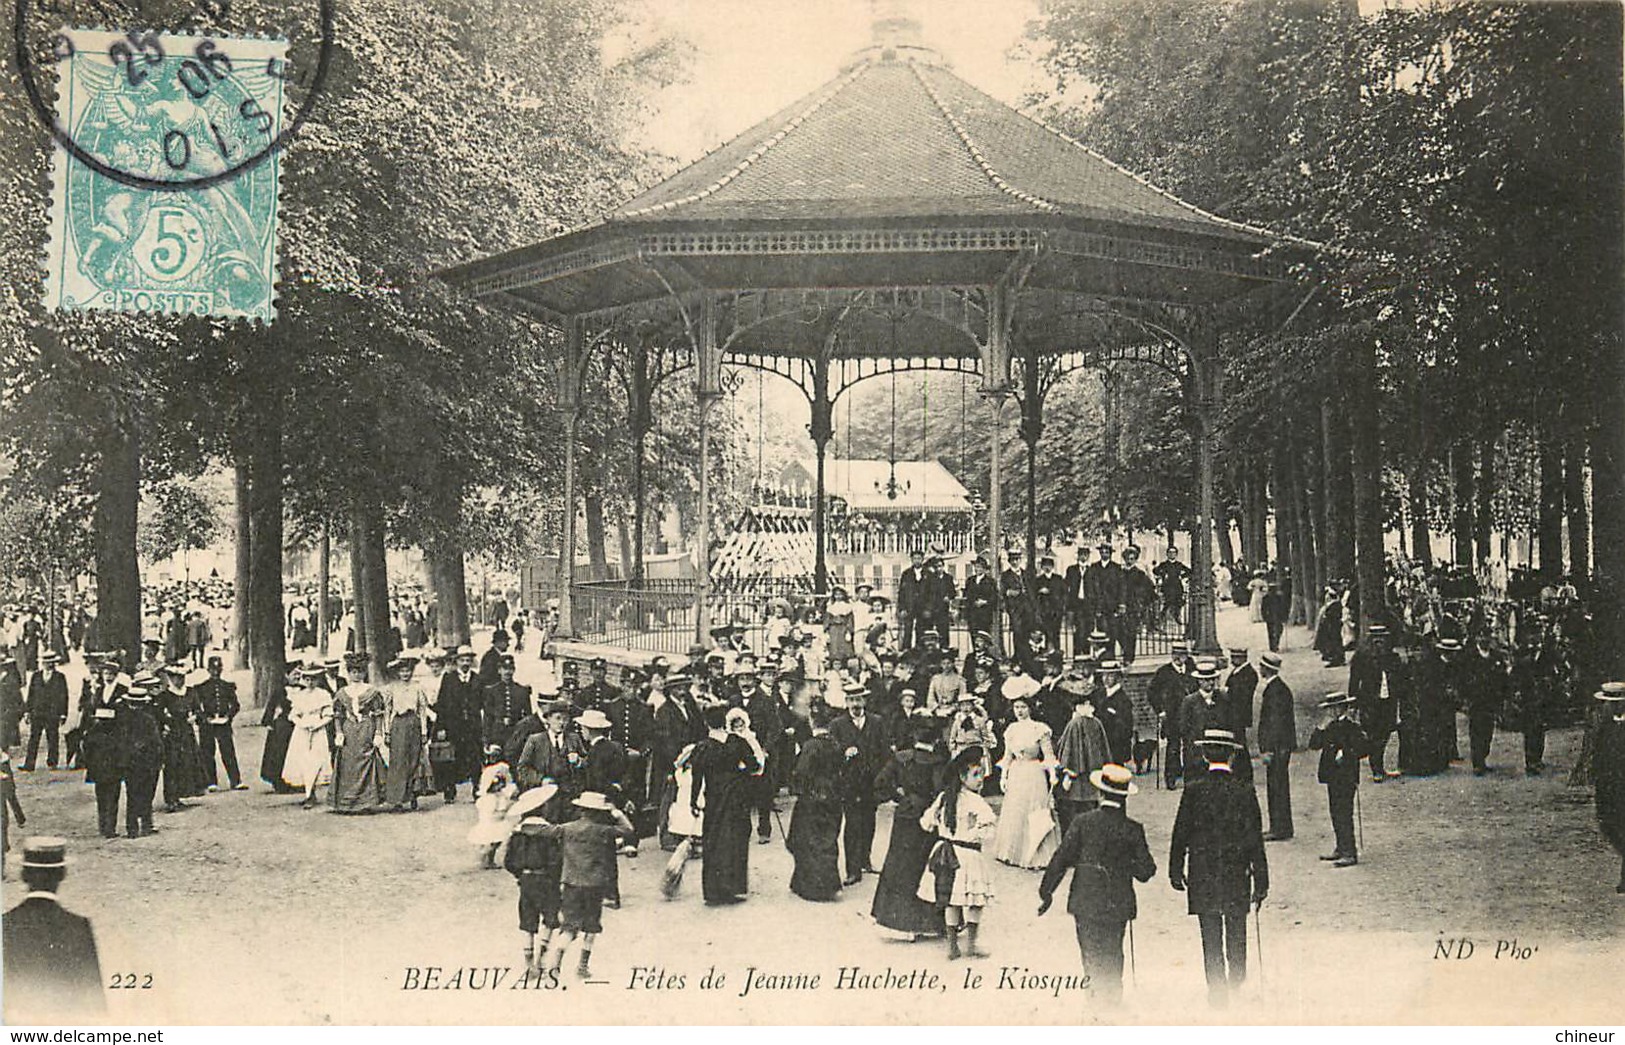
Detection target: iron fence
<box><xmin>568</xmin><ymin>577</ymin><xmax>1186</xmax><ymax>663</ymax></box>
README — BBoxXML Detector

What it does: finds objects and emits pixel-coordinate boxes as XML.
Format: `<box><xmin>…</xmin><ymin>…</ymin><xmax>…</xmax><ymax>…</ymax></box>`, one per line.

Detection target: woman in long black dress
<box><xmin>871</xmin><ymin>717</ymin><xmax>948</xmax><ymax>937</ymax></box>
<box><xmin>690</xmin><ymin>704</ymin><xmax>762</xmax><ymax>904</ymax></box>
<box><xmin>787</xmin><ymin>703</ymin><xmax>843</xmax><ymax>901</ymax></box>
<box><xmin>258</xmin><ymin>663</ymin><xmax>297</xmax><ymax>793</ymax></box>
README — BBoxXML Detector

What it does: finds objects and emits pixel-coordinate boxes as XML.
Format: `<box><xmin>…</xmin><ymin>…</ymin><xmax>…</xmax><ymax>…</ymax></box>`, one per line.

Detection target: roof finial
<box><xmin>848</xmin><ymin>0</ymin><xmax>942</xmax><ymax>67</ymax></box>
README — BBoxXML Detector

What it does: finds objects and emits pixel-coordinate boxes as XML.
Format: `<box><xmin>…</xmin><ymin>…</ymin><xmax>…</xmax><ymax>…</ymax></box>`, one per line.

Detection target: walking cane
<box><xmin>1355</xmin><ymin>787</ymin><xmax>1365</xmax><ymax>852</ymax></box>
<box><xmin>1254</xmin><ymin>904</ymin><xmax>1266</xmax><ymax>991</ymax></box>
<box><xmin>1127</xmin><ymin>918</ymin><xmax>1138</xmax><ymax>988</ymax></box>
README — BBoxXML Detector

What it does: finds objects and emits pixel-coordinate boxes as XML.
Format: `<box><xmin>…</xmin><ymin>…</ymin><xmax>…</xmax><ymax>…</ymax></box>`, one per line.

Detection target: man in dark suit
<box><xmin>1347</xmin><ymin>623</ymin><xmax>1404</xmax><ymax>782</ymax></box>
<box><xmin>732</xmin><ymin>666</ymin><xmax>782</xmax><ymax>844</ymax></box>
<box><xmin>22</xmin><ymin>651</ymin><xmax>70</xmax><ymax>771</ymax></box>
<box><xmin>481</xmin><ymin>654</ymin><xmax>532</xmax><ymax>755</ymax></box>
<box><xmin>1222</xmin><ymin>648</ymin><xmax>1260</xmax><ymax>786</ymax></box>
<box><xmin>478</xmin><ymin>629</ymin><xmax>511</xmax><ymax>687</ymax></box>
<box><xmin>1177</xmin><ymin>661</ymin><xmax>1225</xmax><ymax>784</ymax></box>
<box><xmin>190</xmin><ymin>655</ymin><xmax>245</xmax><ymax>790</ymax></box>
<box><xmin>1000</xmin><ymin>550</ymin><xmax>1031</xmax><ymax>654</ymax></box>
<box><xmin>516</xmin><ymin>699</ymin><xmax>586</xmax><ymax>795</ymax></box>
<box><xmin>437</xmin><ymin>645</ymin><xmax>483</xmax><ymax>801</ymax></box>
<box><xmin>1168</xmin><ymin>728</ymin><xmax>1268</xmax><ymax>1009</ymax></box>
<box><xmin>1308</xmin><ymin>692</ymin><xmax>1368</xmax><ymax>866</ymax></box>
<box><xmin>1118</xmin><ymin>546</ymin><xmax>1157</xmax><ymax>665</ymax></box>
<box><xmin>1063</xmin><ymin>552</ymin><xmax>1089</xmax><ymax>654</ymax></box>
<box><xmin>924</xmin><ymin>553</ymin><xmax>957</xmax><ymax>647</ymax></box>
<box><xmin>652</xmin><ymin>673</ymin><xmax>706</xmax><ymax>850</ymax></box>
<box><xmin>1466</xmin><ymin>634</ymin><xmax>1508</xmax><ymax>776</ymax></box>
<box><xmin>1254</xmin><ymin>652</ymin><xmax>1297</xmax><ymax>841</ymax></box>
<box><xmin>895</xmin><ymin>549</ymin><xmax>928</xmax><ymax>651</ymax></box>
<box><xmin>961</xmin><ymin>556</ymin><xmax>998</xmax><ymax>645</ymax></box>
<box><xmin>3</xmin><ymin>838</ymin><xmax>104</xmax><ymax>1021</ymax></box>
<box><xmin>1081</xmin><ymin>544</ymin><xmax>1125</xmax><ymax>661</ymax></box>
<box><xmin>830</xmin><ymin>686</ymin><xmax>890</xmax><ymax>885</ymax></box>
<box><xmin>1148</xmin><ymin>642</ymin><xmax>1196</xmax><ymax>789</ymax></box>
<box><xmin>1260</xmin><ymin>580</ymin><xmax>1290</xmax><ymax>653</ymax></box>
<box><xmin>1095</xmin><ymin>660</ymin><xmax>1134</xmax><ymax>766</ymax></box>
<box><xmin>1038</xmin><ymin>763</ymin><xmax>1156</xmax><ymax>1005</ymax></box>
<box><xmin>1031</xmin><ymin>555</ymin><xmax>1066</xmax><ymax>651</ymax></box>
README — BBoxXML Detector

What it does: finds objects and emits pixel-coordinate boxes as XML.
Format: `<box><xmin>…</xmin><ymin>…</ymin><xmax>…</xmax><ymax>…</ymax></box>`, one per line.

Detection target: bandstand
<box><xmin>439</xmin><ymin>12</ymin><xmax>1311</xmax><ymax>656</ymax></box>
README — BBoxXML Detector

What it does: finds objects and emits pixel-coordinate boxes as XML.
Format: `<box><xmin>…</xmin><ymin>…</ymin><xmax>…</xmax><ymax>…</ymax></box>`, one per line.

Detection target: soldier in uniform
<box><xmin>1038</xmin><ymin>763</ymin><xmax>1156</xmax><ymax>1006</ymax></box>
<box><xmin>1254</xmin><ymin>652</ymin><xmax>1297</xmax><ymax>841</ymax></box>
<box><xmin>1591</xmin><ymin>682</ymin><xmax>1625</xmax><ymax>893</ymax></box>
<box><xmin>481</xmin><ymin>654</ymin><xmax>532</xmax><ymax>758</ymax></box>
<box><xmin>1308</xmin><ymin>692</ymin><xmax>1367</xmax><ymax>866</ymax></box>
<box><xmin>1168</xmin><ymin>727</ymin><xmax>1268</xmax><ymax>1009</ymax></box>
<box><xmin>2</xmin><ymin>838</ymin><xmax>105</xmax><ymax>1021</ymax></box>
<box><xmin>577</xmin><ymin>658</ymin><xmax>622</xmax><ymax>711</ymax></box>
<box><xmin>191</xmin><ymin>655</ymin><xmax>245</xmax><ymax>791</ymax></box>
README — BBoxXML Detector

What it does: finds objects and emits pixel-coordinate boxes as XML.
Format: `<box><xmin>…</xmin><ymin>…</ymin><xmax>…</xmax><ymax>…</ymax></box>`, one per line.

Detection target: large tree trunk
<box><xmin>1590</xmin><ymin>386</ymin><xmax>1625</xmax><ymax>678</ymax></box>
<box><xmin>1348</xmin><ymin>341</ymin><xmax>1386</xmax><ymax>637</ymax></box>
<box><xmin>1538</xmin><ymin>432</ymin><xmax>1566</xmax><ymax>575</ymax></box>
<box><xmin>316</xmin><ymin>521</ymin><xmax>330</xmax><ymax>655</ymax></box>
<box><xmin>246</xmin><ymin>411</ymin><xmax>286</xmax><ymax>711</ymax></box>
<box><xmin>1293</xmin><ymin>448</ymin><xmax>1321</xmax><ymax>626</ymax></box>
<box><xmin>1451</xmin><ymin>443</ymin><xmax>1475</xmax><ymax>566</ymax></box>
<box><xmin>1302</xmin><ymin>412</ymin><xmax>1328</xmax><ymax>603</ymax></box>
<box><xmin>1565</xmin><ymin>432</ymin><xmax>1590</xmax><ymax>579</ymax></box>
<box><xmin>232</xmin><ymin>463</ymin><xmax>251</xmax><ymax>670</ymax></box>
<box><xmin>584</xmin><ymin>492</ymin><xmax>609</xmax><ymax>574</ymax></box>
<box><xmin>426</xmin><ymin>545</ymin><xmax>470</xmax><ymax>648</ymax></box>
<box><xmin>1215</xmin><ymin>502</ymin><xmax>1237</xmax><ymax>569</ymax></box>
<box><xmin>1320</xmin><ymin>397</ymin><xmax>1354</xmax><ymax>582</ymax></box>
<box><xmin>1250</xmin><ymin>467</ymin><xmax>1270</xmax><ymax>569</ymax></box>
<box><xmin>352</xmin><ymin>500</ymin><xmax>394</xmax><ymax>680</ymax></box>
<box><xmin>94</xmin><ymin>424</ymin><xmax>141</xmax><ymax>669</ymax></box>
<box><xmin>348</xmin><ymin>530</ymin><xmax>366</xmax><ymax>656</ymax></box>
<box><xmin>1407</xmin><ymin>403</ymin><xmax>1431</xmax><ymax>568</ymax></box>
<box><xmin>1475</xmin><ymin>428</ymin><xmax>1496</xmax><ymax>564</ymax></box>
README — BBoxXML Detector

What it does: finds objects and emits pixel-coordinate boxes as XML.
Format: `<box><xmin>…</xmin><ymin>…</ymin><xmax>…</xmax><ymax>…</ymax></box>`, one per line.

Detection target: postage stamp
<box><xmin>42</xmin><ymin>29</ymin><xmax>289</xmax><ymax>322</ymax></box>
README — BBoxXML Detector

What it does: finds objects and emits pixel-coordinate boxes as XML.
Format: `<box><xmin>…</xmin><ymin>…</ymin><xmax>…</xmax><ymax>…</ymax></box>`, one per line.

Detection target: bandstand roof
<box><xmin>440</xmin><ymin>24</ymin><xmax>1311</xmax><ymax>361</ymax></box>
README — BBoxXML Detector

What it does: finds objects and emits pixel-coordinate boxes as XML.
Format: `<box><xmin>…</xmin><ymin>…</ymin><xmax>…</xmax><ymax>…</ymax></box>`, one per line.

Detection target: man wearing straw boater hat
<box><xmin>1168</xmin><ymin>727</ymin><xmax>1268</xmax><ymax>1009</ymax></box>
<box><xmin>21</xmin><ymin>650</ymin><xmax>68</xmax><ymax>771</ymax></box>
<box><xmin>3</xmin><ymin>837</ymin><xmax>105</xmax><ymax>1019</ymax></box>
<box><xmin>119</xmin><ymin>673</ymin><xmax>165</xmax><ymax>838</ymax></box>
<box><xmin>1254</xmin><ymin>652</ymin><xmax>1297</xmax><ymax>841</ymax></box>
<box><xmin>1592</xmin><ymin>682</ymin><xmax>1625</xmax><ymax>894</ymax></box>
<box><xmin>1308</xmin><ymin>692</ymin><xmax>1368</xmax><ymax>867</ymax></box>
<box><xmin>1038</xmin><ymin>763</ymin><xmax>1155</xmax><ymax>1005</ymax></box>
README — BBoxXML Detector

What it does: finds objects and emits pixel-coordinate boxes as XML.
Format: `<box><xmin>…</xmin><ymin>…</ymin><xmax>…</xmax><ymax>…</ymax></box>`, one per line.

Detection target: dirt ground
<box><xmin>4</xmin><ymin>606</ymin><xmax>1622</xmax><ymax>1026</ymax></box>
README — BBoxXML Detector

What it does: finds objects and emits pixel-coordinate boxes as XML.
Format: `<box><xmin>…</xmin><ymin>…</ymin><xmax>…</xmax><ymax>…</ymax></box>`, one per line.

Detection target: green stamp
<box><xmin>44</xmin><ymin>30</ymin><xmax>288</xmax><ymax>322</ymax></box>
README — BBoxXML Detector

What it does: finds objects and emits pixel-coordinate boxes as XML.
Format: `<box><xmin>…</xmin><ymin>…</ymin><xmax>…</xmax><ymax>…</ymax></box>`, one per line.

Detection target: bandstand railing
<box><xmin>567</xmin><ymin>577</ymin><xmax>1185</xmax><ymax>663</ymax></box>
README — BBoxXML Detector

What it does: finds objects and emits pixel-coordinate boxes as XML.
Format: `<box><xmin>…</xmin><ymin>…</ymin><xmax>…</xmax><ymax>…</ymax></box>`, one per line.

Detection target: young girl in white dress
<box><xmin>993</xmin><ymin>695</ymin><xmax>1059</xmax><ymax>868</ymax></box>
<box><xmin>469</xmin><ymin>761</ymin><xmax>519</xmax><ymax>868</ymax></box>
<box><xmin>918</xmin><ymin>745</ymin><xmax>997</xmax><ymax>960</ymax></box>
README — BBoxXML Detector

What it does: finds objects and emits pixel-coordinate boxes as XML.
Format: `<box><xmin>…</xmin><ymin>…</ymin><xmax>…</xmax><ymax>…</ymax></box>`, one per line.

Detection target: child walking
<box><xmin>918</xmin><ymin>745</ymin><xmax>997</xmax><ymax>960</ymax></box>
<box><xmin>527</xmin><ymin>790</ymin><xmax>634</xmax><ymax>977</ymax></box>
<box><xmin>505</xmin><ymin>784</ymin><xmax>562</xmax><ymax>973</ymax></box>
<box><xmin>470</xmin><ymin>762</ymin><xmax>519</xmax><ymax>869</ymax></box>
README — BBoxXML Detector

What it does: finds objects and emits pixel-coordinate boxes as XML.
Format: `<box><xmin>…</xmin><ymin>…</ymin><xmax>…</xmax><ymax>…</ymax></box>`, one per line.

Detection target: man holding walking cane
<box><xmin>1038</xmin><ymin>763</ymin><xmax>1156</xmax><ymax>1006</ymax></box>
<box><xmin>1308</xmin><ymin>692</ymin><xmax>1369</xmax><ymax>868</ymax></box>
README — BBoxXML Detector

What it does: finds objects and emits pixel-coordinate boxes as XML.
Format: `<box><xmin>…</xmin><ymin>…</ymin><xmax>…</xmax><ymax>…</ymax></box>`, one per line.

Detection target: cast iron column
<box><xmin>1186</xmin><ymin>326</ymin><xmax>1220</xmax><ymax>655</ymax></box>
<box><xmin>556</xmin><ymin>317</ymin><xmax>584</xmax><ymax>639</ymax></box>
<box><xmin>693</xmin><ymin>295</ymin><xmax>722</xmax><ymax>644</ymax></box>
<box><xmin>810</xmin><ymin>357</ymin><xmax>833</xmax><ymax>596</ymax></box>
<box><xmin>627</xmin><ymin>335</ymin><xmax>653</xmax><ymax>586</ymax></box>
<box><xmin>1019</xmin><ymin>347</ymin><xmax>1043</xmax><ymax>571</ymax></box>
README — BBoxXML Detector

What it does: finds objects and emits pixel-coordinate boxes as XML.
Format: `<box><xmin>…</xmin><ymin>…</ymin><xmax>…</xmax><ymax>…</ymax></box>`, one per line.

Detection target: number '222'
<box><xmin>109</xmin><ymin>972</ymin><xmax>154</xmax><ymax>989</ymax></box>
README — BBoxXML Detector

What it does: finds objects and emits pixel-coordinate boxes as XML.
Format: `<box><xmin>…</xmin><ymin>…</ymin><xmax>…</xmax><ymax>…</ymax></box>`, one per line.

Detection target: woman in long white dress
<box><xmin>992</xmin><ymin>695</ymin><xmax>1059</xmax><ymax>868</ymax></box>
<box><xmin>284</xmin><ymin>668</ymin><xmax>334</xmax><ymax>810</ymax></box>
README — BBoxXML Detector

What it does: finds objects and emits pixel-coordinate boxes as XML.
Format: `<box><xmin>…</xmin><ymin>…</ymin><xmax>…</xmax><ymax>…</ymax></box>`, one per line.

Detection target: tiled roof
<box><xmin>609</xmin><ymin>57</ymin><xmax>1274</xmax><ymax>243</ymax></box>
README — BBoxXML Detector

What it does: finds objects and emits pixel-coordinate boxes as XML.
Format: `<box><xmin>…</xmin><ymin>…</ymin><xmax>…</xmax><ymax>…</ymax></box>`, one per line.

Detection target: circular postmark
<box><xmin>12</xmin><ymin>0</ymin><xmax>334</xmax><ymax>192</ymax></box>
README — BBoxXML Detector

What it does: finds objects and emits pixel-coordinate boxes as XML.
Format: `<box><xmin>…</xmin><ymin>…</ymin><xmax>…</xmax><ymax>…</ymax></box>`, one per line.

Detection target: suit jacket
<box><xmin>24</xmin><ymin>671</ymin><xmax>68</xmax><ymax>719</ymax></box>
<box><xmin>1147</xmin><ymin>663</ymin><xmax>1196</xmax><ymax>719</ymax></box>
<box><xmin>829</xmin><ymin>712</ymin><xmax>890</xmax><ymax>802</ymax></box>
<box><xmin>1466</xmin><ymin>651</ymin><xmax>1508</xmax><ymax>715</ymax></box>
<box><xmin>1040</xmin><ymin>805</ymin><xmax>1156</xmax><ymax>922</ymax></box>
<box><xmin>3</xmin><ymin>895</ymin><xmax>105</xmax><ymax>1020</ymax></box>
<box><xmin>1097</xmin><ymin>685</ymin><xmax>1134</xmax><ymax>763</ymax></box>
<box><xmin>896</xmin><ymin>567</ymin><xmax>929</xmax><ymax>616</ymax></box>
<box><xmin>1309</xmin><ymin>716</ymin><xmax>1368</xmax><ymax>787</ymax></box>
<box><xmin>1224</xmin><ymin>665</ymin><xmax>1259</xmax><ymax>735</ymax></box>
<box><xmin>436</xmin><ymin>671</ymin><xmax>483</xmax><ymax>748</ymax></box>
<box><xmin>961</xmin><ymin>575</ymin><xmax>997</xmax><ymax>624</ymax></box>
<box><xmin>1082</xmin><ymin>561</ymin><xmax>1124</xmax><ymax>612</ymax></box>
<box><xmin>1120</xmin><ymin>567</ymin><xmax>1156</xmax><ymax>617</ymax></box>
<box><xmin>190</xmin><ymin>678</ymin><xmax>240</xmax><ymax>724</ymax></box>
<box><xmin>582</xmin><ymin>736</ymin><xmax>629</xmax><ymax>801</ymax></box>
<box><xmin>652</xmin><ymin>696</ymin><xmax>704</xmax><ymax>773</ymax></box>
<box><xmin>1255</xmin><ymin>677</ymin><xmax>1297</xmax><ymax>754</ymax></box>
<box><xmin>1178</xmin><ymin>692</ymin><xmax>1223</xmax><ymax>773</ymax></box>
<box><xmin>1168</xmin><ymin>767</ymin><xmax>1268</xmax><ymax>914</ymax></box>
<box><xmin>924</xmin><ymin>569</ymin><xmax>956</xmax><ymax>619</ymax></box>
<box><xmin>1032</xmin><ymin>572</ymin><xmax>1066</xmax><ymax>623</ymax></box>
<box><xmin>1062</xmin><ymin>563</ymin><xmax>1086</xmax><ymax>613</ymax></box>
<box><xmin>516</xmin><ymin>729</ymin><xmax>586</xmax><ymax>791</ymax></box>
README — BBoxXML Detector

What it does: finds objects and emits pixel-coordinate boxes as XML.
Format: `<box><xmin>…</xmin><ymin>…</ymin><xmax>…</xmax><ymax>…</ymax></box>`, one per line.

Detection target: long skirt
<box><xmin>332</xmin><ymin>722</ymin><xmax>387</xmax><ymax>813</ymax></box>
<box><xmin>992</xmin><ymin>760</ymin><xmax>1058</xmax><ymax>868</ymax></box>
<box><xmin>163</xmin><ymin>726</ymin><xmax>208</xmax><ymax>800</ymax></box>
<box><xmin>700</xmin><ymin>805</ymin><xmax>751</xmax><ymax>902</ymax></box>
<box><xmin>259</xmin><ymin>719</ymin><xmax>295</xmax><ymax>791</ymax></box>
<box><xmin>871</xmin><ymin>806</ymin><xmax>945</xmax><ymax>935</ymax></box>
<box><xmin>284</xmin><ymin>726</ymin><xmax>331</xmax><ymax>790</ymax></box>
<box><xmin>384</xmin><ymin>712</ymin><xmax>424</xmax><ymax>807</ymax></box>
<box><xmin>786</xmin><ymin>797</ymin><xmax>842</xmax><ymax>901</ymax></box>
